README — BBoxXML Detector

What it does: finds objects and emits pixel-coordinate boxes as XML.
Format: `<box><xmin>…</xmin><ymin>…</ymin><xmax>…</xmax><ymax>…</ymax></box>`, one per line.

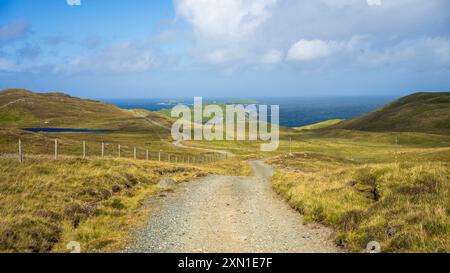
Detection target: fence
<box><xmin>9</xmin><ymin>138</ymin><xmax>226</xmax><ymax>165</ymax></box>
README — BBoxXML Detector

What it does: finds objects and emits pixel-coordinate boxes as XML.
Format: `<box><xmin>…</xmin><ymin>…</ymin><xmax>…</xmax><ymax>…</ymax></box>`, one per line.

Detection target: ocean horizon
<box><xmin>105</xmin><ymin>96</ymin><xmax>397</xmax><ymax>128</ymax></box>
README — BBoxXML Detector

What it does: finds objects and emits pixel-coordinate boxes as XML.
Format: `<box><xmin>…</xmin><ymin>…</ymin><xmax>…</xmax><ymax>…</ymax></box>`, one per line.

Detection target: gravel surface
<box><xmin>126</xmin><ymin>160</ymin><xmax>341</xmax><ymax>253</ymax></box>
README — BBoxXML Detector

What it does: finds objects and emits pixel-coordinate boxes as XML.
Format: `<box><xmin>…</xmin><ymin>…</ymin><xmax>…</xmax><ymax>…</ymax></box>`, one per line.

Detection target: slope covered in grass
<box><xmin>0</xmin><ymin>89</ymin><xmax>171</xmax><ymax>131</ymax></box>
<box><xmin>0</xmin><ymin>156</ymin><xmax>249</xmax><ymax>253</ymax></box>
<box><xmin>0</xmin><ymin>89</ymin><xmax>190</xmax><ymax>160</ymax></box>
<box><xmin>269</xmin><ymin>154</ymin><xmax>449</xmax><ymax>253</ymax></box>
<box><xmin>294</xmin><ymin>119</ymin><xmax>344</xmax><ymax>131</ymax></box>
<box><xmin>333</xmin><ymin>92</ymin><xmax>450</xmax><ymax>135</ymax></box>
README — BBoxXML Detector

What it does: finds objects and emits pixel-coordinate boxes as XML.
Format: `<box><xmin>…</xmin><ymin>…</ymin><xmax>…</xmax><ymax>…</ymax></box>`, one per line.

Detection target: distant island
<box><xmin>157</xmin><ymin>100</ymin><xmax>179</xmax><ymax>106</ymax></box>
<box><xmin>225</xmin><ymin>99</ymin><xmax>259</xmax><ymax>104</ymax></box>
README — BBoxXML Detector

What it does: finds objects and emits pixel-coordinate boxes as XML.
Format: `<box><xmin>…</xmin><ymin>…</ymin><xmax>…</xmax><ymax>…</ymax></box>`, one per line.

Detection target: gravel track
<box><xmin>173</xmin><ymin>139</ymin><xmax>235</xmax><ymax>158</ymax></box>
<box><xmin>126</xmin><ymin>160</ymin><xmax>341</xmax><ymax>253</ymax></box>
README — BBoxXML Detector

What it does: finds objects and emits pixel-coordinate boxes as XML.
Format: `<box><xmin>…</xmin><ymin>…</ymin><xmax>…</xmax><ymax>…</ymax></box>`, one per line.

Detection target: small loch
<box><xmin>23</xmin><ymin>128</ymin><xmax>112</xmax><ymax>133</ymax></box>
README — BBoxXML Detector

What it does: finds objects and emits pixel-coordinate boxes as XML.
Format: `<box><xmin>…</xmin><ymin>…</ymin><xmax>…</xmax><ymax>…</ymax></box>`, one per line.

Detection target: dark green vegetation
<box><xmin>333</xmin><ymin>92</ymin><xmax>450</xmax><ymax>135</ymax></box>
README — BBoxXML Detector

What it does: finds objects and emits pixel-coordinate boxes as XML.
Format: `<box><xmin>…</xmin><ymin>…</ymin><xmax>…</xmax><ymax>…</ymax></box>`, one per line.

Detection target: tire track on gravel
<box><xmin>126</xmin><ymin>160</ymin><xmax>341</xmax><ymax>253</ymax></box>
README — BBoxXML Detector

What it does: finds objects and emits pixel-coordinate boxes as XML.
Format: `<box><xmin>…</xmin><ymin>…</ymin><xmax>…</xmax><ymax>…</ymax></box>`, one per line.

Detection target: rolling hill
<box><xmin>294</xmin><ymin>119</ymin><xmax>344</xmax><ymax>131</ymax></box>
<box><xmin>333</xmin><ymin>92</ymin><xmax>450</xmax><ymax>135</ymax></box>
<box><xmin>0</xmin><ymin>89</ymin><xmax>172</xmax><ymax>131</ymax></box>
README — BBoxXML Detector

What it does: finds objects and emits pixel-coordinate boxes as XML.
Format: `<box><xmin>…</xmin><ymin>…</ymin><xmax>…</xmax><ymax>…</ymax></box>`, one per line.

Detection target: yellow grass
<box><xmin>0</xmin><ymin>157</ymin><xmax>248</xmax><ymax>253</ymax></box>
<box><xmin>270</xmin><ymin>154</ymin><xmax>449</xmax><ymax>253</ymax></box>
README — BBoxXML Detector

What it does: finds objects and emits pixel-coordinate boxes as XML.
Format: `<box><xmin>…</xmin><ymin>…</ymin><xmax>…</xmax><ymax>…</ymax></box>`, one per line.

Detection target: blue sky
<box><xmin>0</xmin><ymin>0</ymin><xmax>449</xmax><ymax>98</ymax></box>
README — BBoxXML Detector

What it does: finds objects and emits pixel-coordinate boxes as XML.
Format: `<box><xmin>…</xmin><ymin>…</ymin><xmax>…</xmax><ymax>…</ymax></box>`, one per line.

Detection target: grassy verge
<box><xmin>0</xmin><ymin>157</ymin><xmax>248</xmax><ymax>253</ymax></box>
<box><xmin>269</xmin><ymin>154</ymin><xmax>449</xmax><ymax>253</ymax></box>
<box><xmin>294</xmin><ymin>119</ymin><xmax>344</xmax><ymax>131</ymax></box>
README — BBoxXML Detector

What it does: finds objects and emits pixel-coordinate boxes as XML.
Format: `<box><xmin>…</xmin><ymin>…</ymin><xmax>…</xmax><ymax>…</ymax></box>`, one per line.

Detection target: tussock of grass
<box><xmin>270</xmin><ymin>155</ymin><xmax>449</xmax><ymax>253</ymax></box>
<box><xmin>0</xmin><ymin>158</ymin><xmax>234</xmax><ymax>253</ymax></box>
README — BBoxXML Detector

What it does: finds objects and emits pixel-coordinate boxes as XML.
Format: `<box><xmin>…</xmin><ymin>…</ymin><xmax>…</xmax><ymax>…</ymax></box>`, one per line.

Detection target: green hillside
<box><xmin>333</xmin><ymin>92</ymin><xmax>450</xmax><ymax>135</ymax></box>
<box><xmin>0</xmin><ymin>89</ymin><xmax>171</xmax><ymax>131</ymax></box>
<box><xmin>0</xmin><ymin>89</ymin><xmax>183</xmax><ymax>159</ymax></box>
<box><xmin>294</xmin><ymin>119</ymin><xmax>344</xmax><ymax>131</ymax></box>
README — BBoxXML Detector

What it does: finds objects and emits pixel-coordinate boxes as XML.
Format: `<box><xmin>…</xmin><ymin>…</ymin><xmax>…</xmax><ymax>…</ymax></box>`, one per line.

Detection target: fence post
<box><xmin>146</xmin><ymin>150</ymin><xmax>149</xmax><ymax>161</ymax></box>
<box><xmin>83</xmin><ymin>141</ymin><xmax>86</xmax><ymax>159</ymax></box>
<box><xmin>118</xmin><ymin>144</ymin><xmax>121</xmax><ymax>158</ymax></box>
<box><xmin>18</xmin><ymin>138</ymin><xmax>22</xmax><ymax>163</ymax></box>
<box><xmin>54</xmin><ymin>139</ymin><xmax>58</xmax><ymax>160</ymax></box>
<box><xmin>175</xmin><ymin>156</ymin><xmax>178</xmax><ymax>164</ymax></box>
<box><xmin>134</xmin><ymin>147</ymin><xmax>137</xmax><ymax>160</ymax></box>
<box><xmin>168</xmin><ymin>154</ymin><xmax>171</xmax><ymax>162</ymax></box>
<box><xmin>101</xmin><ymin>142</ymin><xmax>105</xmax><ymax>159</ymax></box>
<box><xmin>158</xmin><ymin>150</ymin><xmax>161</xmax><ymax>162</ymax></box>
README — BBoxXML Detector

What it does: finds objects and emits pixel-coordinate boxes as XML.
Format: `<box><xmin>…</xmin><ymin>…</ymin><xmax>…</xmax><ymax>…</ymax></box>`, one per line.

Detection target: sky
<box><xmin>0</xmin><ymin>0</ymin><xmax>449</xmax><ymax>98</ymax></box>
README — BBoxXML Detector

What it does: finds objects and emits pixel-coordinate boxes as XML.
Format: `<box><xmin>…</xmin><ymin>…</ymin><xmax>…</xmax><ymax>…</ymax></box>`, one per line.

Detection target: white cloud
<box><xmin>175</xmin><ymin>0</ymin><xmax>277</xmax><ymax>40</ymax></box>
<box><xmin>367</xmin><ymin>0</ymin><xmax>382</xmax><ymax>6</ymax></box>
<box><xmin>286</xmin><ymin>39</ymin><xmax>340</xmax><ymax>61</ymax></box>
<box><xmin>261</xmin><ymin>50</ymin><xmax>283</xmax><ymax>64</ymax></box>
<box><xmin>174</xmin><ymin>0</ymin><xmax>450</xmax><ymax>70</ymax></box>
<box><xmin>4</xmin><ymin>0</ymin><xmax>449</xmax><ymax>77</ymax></box>
<box><xmin>0</xmin><ymin>57</ymin><xmax>46</xmax><ymax>73</ymax></box>
<box><xmin>0</xmin><ymin>41</ymin><xmax>156</xmax><ymax>74</ymax></box>
<box><xmin>67</xmin><ymin>0</ymin><xmax>81</xmax><ymax>6</ymax></box>
<box><xmin>59</xmin><ymin>42</ymin><xmax>155</xmax><ymax>74</ymax></box>
<box><xmin>205</xmin><ymin>49</ymin><xmax>238</xmax><ymax>64</ymax></box>
<box><xmin>175</xmin><ymin>0</ymin><xmax>277</xmax><ymax>64</ymax></box>
<box><xmin>358</xmin><ymin>37</ymin><xmax>450</xmax><ymax>68</ymax></box>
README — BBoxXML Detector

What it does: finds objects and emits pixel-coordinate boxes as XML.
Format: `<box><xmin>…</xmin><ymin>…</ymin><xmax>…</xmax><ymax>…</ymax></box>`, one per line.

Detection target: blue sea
<box><xmin>105</xmin><ymin>97</ymin><xmax>396</xmax><ymax>128</ymax></box>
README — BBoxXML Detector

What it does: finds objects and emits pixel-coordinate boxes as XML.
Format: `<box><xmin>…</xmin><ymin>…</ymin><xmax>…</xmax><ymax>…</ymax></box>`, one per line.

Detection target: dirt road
<box><xmin>126</xmin><ymin>160</ymin><xmax>340</xmax><ymax>253</ymax></box>
<box><xmin>173</xmin><ymin>139</ymin><xmax>235</xmax><ymax>158</ymax></box>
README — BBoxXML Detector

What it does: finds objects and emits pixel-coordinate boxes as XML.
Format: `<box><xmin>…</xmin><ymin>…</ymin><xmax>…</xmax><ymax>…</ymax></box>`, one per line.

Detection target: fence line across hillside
<box><xmin>11</xmin><ymin>138</ymin><xmax>227</xmax><ymax>165</ymax></box>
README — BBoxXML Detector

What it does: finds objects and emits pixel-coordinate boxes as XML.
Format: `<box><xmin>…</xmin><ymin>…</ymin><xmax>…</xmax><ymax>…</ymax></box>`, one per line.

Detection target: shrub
<box><xmin>110</xmin><ymin>198</ymin><xmax>126</xmax><ymax>210</ymax></box>
<box><xmin>0</xmin><ymin>217</ymin><xmax>61</xmax><ymax>253</ymax></box>
<box><xmin>423</xmin><ymin>220</ymin><xmax>448</xmax><ymax>237</ymax></box>
<box><xmin>339</xmin><ymin>210</ymin><xmax>365</xmax><ymax>231</ymax></box>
